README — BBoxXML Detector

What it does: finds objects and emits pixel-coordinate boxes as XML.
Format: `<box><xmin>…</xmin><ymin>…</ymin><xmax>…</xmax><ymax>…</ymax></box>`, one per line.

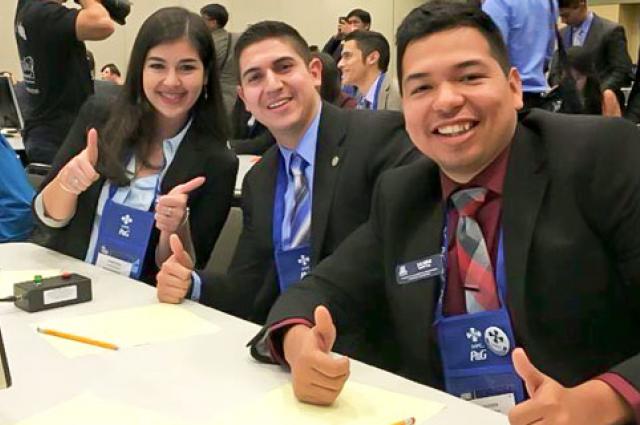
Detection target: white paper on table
<box><xmin>36</xmin><ymin>303</ymin><xmax>220</xmax><ymax>358</ymax></box>
<box><xmin>217</xmin><ymin>381</ymin><xmax>445</xmax><ymax>425</ymax></box>
<box><xmin>13</xmin><ymin>393</ymin><xmax>192</xmax><ymax>425</ymax></box>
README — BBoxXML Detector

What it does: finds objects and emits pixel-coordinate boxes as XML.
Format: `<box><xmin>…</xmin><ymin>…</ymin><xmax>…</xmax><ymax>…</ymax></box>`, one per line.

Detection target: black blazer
<box><xmin>257</xmin><ymin>109</ymin><xmax>640</xmax><ymax>392</ymax></box>
<box><xmin>34</xmin><ymin>96</ymin><xmax>238</xmax><ymax>284</ymax></box>
<box><xmin>549</xmin><ymin>14</ymin><xmax>632</xmax><ymax>95</ymax></box>
<box><xmin>199</xmin><ymin>103</ymin><xmax>418</xmax><ymax>326</ymax></box>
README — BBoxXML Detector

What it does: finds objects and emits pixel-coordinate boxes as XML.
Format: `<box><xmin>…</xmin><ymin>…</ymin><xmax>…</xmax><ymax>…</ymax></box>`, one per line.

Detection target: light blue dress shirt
<box><xmin>571</xmin><ymin>11</ymin><xmax>594</xmax><ymax>47</ymax></box>
<box><xmin>191</xmin><ymin>104</ymin><xmax>322</xmax><ymax>301</ymax></box>
<box><xmin>83</xmin><ymin>120</ymin><xmax>191</xmax><ymax>264</ymax></box>
<box><xmin>483</xmin><ymin>0</ymin><xmax>557</xmax><ymax>94</ymax></box>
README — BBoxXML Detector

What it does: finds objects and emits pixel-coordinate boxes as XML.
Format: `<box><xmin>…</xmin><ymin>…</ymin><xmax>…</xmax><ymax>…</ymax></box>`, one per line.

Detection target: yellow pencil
<box><xmin>390</xmin><ymin>418</ymin><xmax>415</xmax><ymax>425</ymax></box>
<box><xmin>37</xmin><ymin>327</ymin><xmax>119</xmax><ymax>351</ymax></box>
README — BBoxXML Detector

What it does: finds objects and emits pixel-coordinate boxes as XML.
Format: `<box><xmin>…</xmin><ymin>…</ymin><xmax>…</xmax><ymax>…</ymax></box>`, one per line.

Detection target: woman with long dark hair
<box><xmin>34</xmin><ymin>7</ymin><xmax>238</xmax><ymax>284</ymax></box>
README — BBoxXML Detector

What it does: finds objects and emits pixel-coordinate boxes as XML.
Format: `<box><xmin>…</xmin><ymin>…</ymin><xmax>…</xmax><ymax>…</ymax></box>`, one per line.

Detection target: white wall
<box><xmin>1</xmin><ymin>0</ymin><xmax>423</xmax><ymax>81</ymax></box>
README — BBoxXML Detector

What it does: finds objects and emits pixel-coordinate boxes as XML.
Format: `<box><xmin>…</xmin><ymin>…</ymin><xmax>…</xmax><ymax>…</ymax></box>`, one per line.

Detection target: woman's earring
<box><xmin>203</xmin><ymin>86</ymin><xmax>208</xmax><ymax>100</ymax></box>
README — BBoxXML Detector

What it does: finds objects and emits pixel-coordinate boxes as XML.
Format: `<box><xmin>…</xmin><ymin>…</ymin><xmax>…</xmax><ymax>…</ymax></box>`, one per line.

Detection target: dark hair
<box><xmin>99</xmin><ymin>7</ymin><xmax>228</xmax><ymax>185</ymax></box>
<box><xmin>564</xmin><ymin>46</ymin><xmax>602</xmax><ymax>114</ymax></box>
<box><xmin>558</xmin><ymin>0</ymin><xmax>584</xmax><ymax>8</ymax></box>
<box><xmin>346</xmin><ymin>8</ymin><xmax>371</xmax><ymax>27</ymax></box>
<box><xmin>100</xmin><ymin>63</ymin><xmax>121</xmax><ymax>77</ymax></box>
<box><xmin>313</xmin><ymin>52</ymin><xmax>341</xmax><ymax>104</ymax></box>
<box><xmin>344</xmin><ymin>30</ymin><xmax>390</xmax><ymax>73</ymax></box>
<box><xmin>234</xmin><ymin>21</ymin><xmax>311</xmax><ymax>83</ymax></box>
<box><xmin>396</xmin><ymin>1</ymin><xmax>510</xmax><ymax>90</ymax></box>
<box><xmin>200</xmin><ymin>4</ymin><xmax>229</xmax><ymax>28</ymax></box>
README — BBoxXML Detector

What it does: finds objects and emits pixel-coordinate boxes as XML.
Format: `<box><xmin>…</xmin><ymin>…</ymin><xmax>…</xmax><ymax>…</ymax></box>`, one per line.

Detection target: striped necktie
<box><xmin>450</xmin><ymin>187</ymin><xmax>499</xmax><ymax>313</ymax></box>
<box><xmin>287</xmin><ymin>153</ymin><xmax>311</xmax><ymax>249</ymax></box>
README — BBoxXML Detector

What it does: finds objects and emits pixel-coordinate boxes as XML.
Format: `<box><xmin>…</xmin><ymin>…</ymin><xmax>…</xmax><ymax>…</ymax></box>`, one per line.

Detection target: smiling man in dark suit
<box><xmin>249</xmin><ymin>2</ymin><xmax>640</xmax><ymax>423</ymax></box>
<box><xmin>156</xmin><ymin>21</ymin><xmax>416</xmax><ymax>361</ymax></box>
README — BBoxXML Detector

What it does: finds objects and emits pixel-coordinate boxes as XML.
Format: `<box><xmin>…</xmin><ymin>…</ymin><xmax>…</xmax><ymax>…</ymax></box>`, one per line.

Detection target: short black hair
<box><xmin>558</xmin><ymin>0</ymin><xmax>585</xmax><ymax>8</ymax></box>
<box><xmin>100</xmin><ymin>63</ymin><xmax>121</xmax><ymax>77</ymax></box>
<box><xmin>346</xmin><ymin>8</ymin><xmax>371</xmax><ymax>26</ymax></box>
<box><xmin>234</xmin><ymin>21</ymin><xmax>311</xmax><ymax>82</ymax></box>
<box><xmin>200</xmin><ymin>3</ymin><xmax>229</xmax><ymax>28</ymax></box>
<box><xmin>344</xmin><ymin>30</ymin><xmax>390</xmax><ymax>73</ymax></box>
<box><xmin>396</xmin><ymin>1</ymin><xmax>510</xmax><ymax>87</ymax></box>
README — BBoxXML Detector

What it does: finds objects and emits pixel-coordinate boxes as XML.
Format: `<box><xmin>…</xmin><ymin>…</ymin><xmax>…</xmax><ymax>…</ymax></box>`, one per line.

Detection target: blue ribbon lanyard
<box><xmin>272</xmin><ymin>156</ymin><xmax>288</xmax><ymax>250</ymax></box>
<box><xmin>371</xmin><ymin>72</ymin><xmax>386</xmax><ymax>111</ymax></box>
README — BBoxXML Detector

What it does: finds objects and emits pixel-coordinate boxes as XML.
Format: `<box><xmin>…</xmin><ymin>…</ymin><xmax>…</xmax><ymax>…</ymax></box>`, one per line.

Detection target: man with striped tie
<box><xmin>156</xmin><ymin>20</ymin><xmax>417</xmax><ymax>364</ymax></box>
<box><xmin>249</xmin><ymin>2</ymin><xmax>640</xmax><ymax>423</ymax></box>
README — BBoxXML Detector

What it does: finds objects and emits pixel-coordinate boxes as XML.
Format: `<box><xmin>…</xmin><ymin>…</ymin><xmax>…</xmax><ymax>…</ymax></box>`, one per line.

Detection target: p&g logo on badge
<box><xmin>118</xmin><ymin>214</ymin><xmax>133</xmax><ymax>238</ymax></box>
<box><xmin>466</xmin><ymin>327</ymin><xmax>487</xmax><ymax>362</ymax></box>
<box><xmin>298</xmin><ymin>254</ymin><xmax>311</xmax><ymax>279</ymax></box>
<box><xmin>484</xmin><ymin>326</ymin><xmax>510</xmax><ymax>356</ymax></box>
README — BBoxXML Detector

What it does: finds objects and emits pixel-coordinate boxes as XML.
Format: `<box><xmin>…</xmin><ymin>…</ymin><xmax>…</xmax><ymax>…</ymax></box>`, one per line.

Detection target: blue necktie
<box><xmin>287</xmin><ymin>153</ymin><xmax>311</xmax><ymax>249</ymax></box>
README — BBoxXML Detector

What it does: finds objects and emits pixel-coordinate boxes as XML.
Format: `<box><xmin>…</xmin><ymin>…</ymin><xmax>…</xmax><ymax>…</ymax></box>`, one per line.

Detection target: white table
<box><xmin>0</xmin><ymin>243</ymin><xmax>507</xmax><ymax>424</ymax></box>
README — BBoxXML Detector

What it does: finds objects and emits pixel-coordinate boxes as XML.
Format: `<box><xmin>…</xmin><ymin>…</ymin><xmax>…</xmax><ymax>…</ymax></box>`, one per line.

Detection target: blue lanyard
<box><xmin>435</xmin><ymin>211</ymin><xmax>508</xmax><ymax>320</ymax></box>
<box><xmin>371</xmin><ymin>72</ymin><xmax>386</xmax><ymax>111</ymax></box>
<box><xmin>272</xmin><ymin>155</ymin><xmax>288</xmax><ymax>249</ymax></box>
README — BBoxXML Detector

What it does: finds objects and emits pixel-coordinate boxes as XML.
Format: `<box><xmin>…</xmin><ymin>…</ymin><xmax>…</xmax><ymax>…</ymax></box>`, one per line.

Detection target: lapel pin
<box><xmin>331</xmin><ymin>156</ymin><xmax>340</xmax><ymax>167</ymax></box>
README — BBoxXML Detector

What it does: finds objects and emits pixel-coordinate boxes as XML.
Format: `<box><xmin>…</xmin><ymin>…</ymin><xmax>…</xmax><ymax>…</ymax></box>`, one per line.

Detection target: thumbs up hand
<box><xmin>284</xmin><ymin>305</ymin><xmax>350</xmax><ymax>406</ymax></box>
<box><xmin>155</xmin><ymin>176</ymin><xmax>205</xmax><ymax>233</ymax></box>
<box><xmin>57</xmin><ymin>128</ymin><xmax>100</xmax><ymax>195</ymax></box>
<box><xmin>156</xmin><ymin>234</ymin><xmax>194</xmax><ymax>304</ymax></box>
<box><xmin>508</xmin><ymin>348</ymin><xmax>633</xmax><ymax>425</ymax></box>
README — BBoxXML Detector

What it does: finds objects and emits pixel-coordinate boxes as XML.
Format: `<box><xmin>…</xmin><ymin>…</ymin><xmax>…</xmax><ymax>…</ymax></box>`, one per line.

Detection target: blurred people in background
<box><xmin>15</xmin><ymin>0</ymin><xmax>115</xmax><ymax>164</ymax></box>
<box><xmin>338</xmin><ymin>31</ymin><xmax>400</xmax><ymax>111</ymax></box>
<box><xmin>200</xmin><ymin>3</ymin><xmax>239</xmax><ymax>121</ymax></box>
<box><xmin>550</xmin><ymin>0</ymin><xmax>632</xmax><ymax>111</ymax></box>
<box><xmin>100</xmin><ymin>63</ymin><xmax>123</xmax><ymax>84</ymax></box>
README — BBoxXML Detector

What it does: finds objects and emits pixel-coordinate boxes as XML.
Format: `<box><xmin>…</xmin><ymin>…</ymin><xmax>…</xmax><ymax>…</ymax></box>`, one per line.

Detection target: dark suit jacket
<box><xmin>257</xmin><ymin>109</ymin><xmax>640</xmax><ymax>392</ymax></box>
<box><xmin>199</xmin><ymin>103</ymin><xmax>418</xmax><ymax>328</ymax></box>
<box><xmin>33</xmin><ymin>96</ymin><xmax>238</xmax><ymax>284</ymax></box>
<box><xmin>549</xmin><ymin>14</ymin><xmax>632</xmax><ymax>97</ymax></box>
<box><xmin>624</xmin><ymin>48</ymin><xmax>640</xmax><ymax>123</ymax></box>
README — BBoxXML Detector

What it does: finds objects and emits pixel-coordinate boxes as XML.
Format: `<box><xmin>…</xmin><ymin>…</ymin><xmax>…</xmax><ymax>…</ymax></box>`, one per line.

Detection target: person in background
<box><xmin>345</xmin><ymin>8</ymin><xmax>371</xmax><ymax>32</ymax></box>
<box><xmin>156</xmin><ymin>21</ymin><xmax>417</xmax><ymax>369</ymax></box>
<box><xmin>15</xmin><ymin>0</ymin><xmax>115</xmax><ymax>164</ymax></box>
<box><xmin>101</xmin><ymin>63</ymin><xmax>123</xmax><ymax>85</ymax></box>
<box><xmin>0</xmin><ymin>134</ymin><xmax>34</xmax><ymax>242</ymax></box>
<box><xmin>550</xmin><ymin>0</ymin><xmax>632</xmax><ymax>111</ymax></box>
<box><xmin>552</xmin><ymin>46</ymin><xmax>621</xmax><ymax>116</ymax></box>
<box><xmin>321</xmin><ymin>16</ymin><xmax>349</xmax><ymax>63</ymax></box>
<box><xmin>338</xmin><ymin>30</ymin><xmax>400</xmax><ymax>111</ymax></box>
<box><xmin>200</xmin><ymin>3</ymin><xmax>239</xmax><ymax>121</ymax></box>
<box><xmin>313</xmin><ymin>52</ymin><xmax>357</xmax><ymax>109</ymax></box>
<box><xmin>249</xmin><ymin>3</ymin><xmax>640</xmax><ymax>423</ymax></box>
<box><xmin>482</xmin><ymin>0</ymin><xmax>556</xmax><ymax>110</ymax></box>
<box><xmin>33</xmin><ymin>7</ymin><xmax>237</xmax><ymax>285</ymax></box>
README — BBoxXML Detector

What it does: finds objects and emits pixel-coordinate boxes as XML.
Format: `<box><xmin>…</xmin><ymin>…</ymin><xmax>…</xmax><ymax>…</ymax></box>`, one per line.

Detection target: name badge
<box><xmin>396</xmin><ymin>254</ymin><xmax>444</xmax><ymax>285</ymax></box>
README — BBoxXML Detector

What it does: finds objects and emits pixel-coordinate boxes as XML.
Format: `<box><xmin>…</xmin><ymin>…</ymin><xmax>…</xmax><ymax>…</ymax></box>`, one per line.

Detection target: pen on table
<box><xmin>390</xmin><ymin>418</ymin><xmax>415</xmax><ymax>425</ymax></box>
<box><xmin>36</xmin><ymin>327</ymin><xmax>119</xmax><ymax>351</ymax></box>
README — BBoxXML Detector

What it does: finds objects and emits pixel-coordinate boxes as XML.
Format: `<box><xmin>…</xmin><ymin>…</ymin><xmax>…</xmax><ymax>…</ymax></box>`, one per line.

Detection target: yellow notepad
<box><xmin>218</xmin><ymin>381</ymin><xmax>445</xmax><ymax>425</ymax></box>
<box><xmin>36</xmin><ymin>303</ymin><xmax>220</xmax><ymax>358</ymax></box>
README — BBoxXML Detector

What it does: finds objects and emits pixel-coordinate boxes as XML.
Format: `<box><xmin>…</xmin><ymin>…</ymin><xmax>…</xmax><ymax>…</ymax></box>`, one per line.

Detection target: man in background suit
<box><xmin>201</xmin><ymin>4</ymin><xmax>239</xmax><ymax>119</ymax></box>
<box><xmin>338</xmin><ymin>30</ymin><xmax>401</xmax><ymax>111</ymax></box>
<box><xmin>549</xmin><ymin>0</ymin><xmax>632</xmax><ymax>108</ymax></box>
<box><xmin>156</xmin><ymin>21</ymin><xmax>416</xmax><ymax>362</ymax></box>
<box><xmin>250</xmin><ymin>2</ymin><xmax>640</xmax><ymax>423</ymax></box>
